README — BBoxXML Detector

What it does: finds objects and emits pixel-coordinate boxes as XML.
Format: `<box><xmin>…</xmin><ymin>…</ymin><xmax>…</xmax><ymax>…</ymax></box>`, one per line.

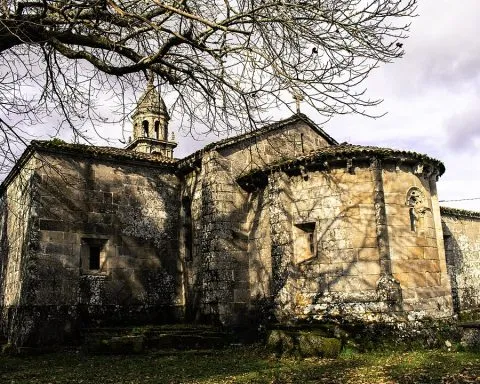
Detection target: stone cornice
<box><xmin>237</xmin><ymin>144</ymin><xmax>445</xmax><ymax>190</ymax></box>
<box><xmin>125</xmin><ymin>137</ymin><xmax>177</xmax><ymax>150</ymax></box>
<box><xmin>0</xmin><ymin>140</ymin><xmax>178</xmax><ymax>196</ymax></box>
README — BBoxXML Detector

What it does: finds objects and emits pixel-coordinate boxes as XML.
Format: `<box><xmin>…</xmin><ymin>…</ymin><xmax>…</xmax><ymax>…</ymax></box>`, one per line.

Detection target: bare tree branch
<box><xmin>0</xmin><ymin>0</ymin><xmax>417</xmax><ymax>174</ymax></box>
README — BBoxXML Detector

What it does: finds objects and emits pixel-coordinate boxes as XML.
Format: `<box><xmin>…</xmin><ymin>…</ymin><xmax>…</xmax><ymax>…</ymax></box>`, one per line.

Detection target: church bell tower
<box><xmin>126</xmin><ymin>78</ymin><xmax>177</xmax><ymax>158</ymax></box>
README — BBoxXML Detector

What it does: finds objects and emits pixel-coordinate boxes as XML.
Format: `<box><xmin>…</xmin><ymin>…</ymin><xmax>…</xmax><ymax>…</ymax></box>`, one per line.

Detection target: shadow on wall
<box><xmin>1</xmin><ymin>154</ymin><xmax>182</xmax><ymax>347</ymax></box>
<box><xmin>267</xmin><ymin>167</ymin><xmax>402</xmax><ymax>323</ymax></box>
<box><xmin>237</xmin><ymin>161</ymin><xmax>411</xmax><ymax>325</ymax></box>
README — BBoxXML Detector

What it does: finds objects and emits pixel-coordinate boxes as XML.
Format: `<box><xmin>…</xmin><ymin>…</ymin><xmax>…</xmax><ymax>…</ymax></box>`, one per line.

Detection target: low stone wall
<box><xmin>441</xmin><ymin>207</ymin><xmax>480</xmax><ymax>314</ymax></box>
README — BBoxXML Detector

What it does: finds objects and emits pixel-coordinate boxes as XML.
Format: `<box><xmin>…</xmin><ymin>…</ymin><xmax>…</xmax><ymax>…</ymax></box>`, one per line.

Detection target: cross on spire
<box><xmin>292</xmin><ymin>91</ymin><xmax>304</xmax><ymax>114</ymax></box>
<box><xmin>147</xmin><ymin>71</ymin><xmax>154</xmax><ymax>88</ymax></box>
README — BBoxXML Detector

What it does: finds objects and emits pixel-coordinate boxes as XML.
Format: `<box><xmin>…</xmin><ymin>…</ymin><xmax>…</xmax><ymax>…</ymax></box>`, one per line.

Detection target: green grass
<box><xmin>1</xmin><ymin>346</ymin><xmax>479</xmax><ymax>383</ymax></box>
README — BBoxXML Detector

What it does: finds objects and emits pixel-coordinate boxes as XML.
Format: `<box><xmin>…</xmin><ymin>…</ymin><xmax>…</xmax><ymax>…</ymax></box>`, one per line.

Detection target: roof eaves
<box><xmin>440</xmin><ymin>206</ymin><xmax>480</xmax><ymax>219</ymax></box>
<box><xmin>237</xmin><ymin>144</ymin><xmax>445</xmax><ymax>183</ymax></box>
<box><xmin>31</xmin><ymin>140</ymin><xmax>178</xmax><ymax>167</ymax></box>
<box><xmin>177</xmin><ymin>114</ymin><xmax>338</xmax><ymax>171</ymax></box>
<box><xmin>0</xmin><ymin>144</ymin><xmax>36</xmax><ymax>196</ymax></box>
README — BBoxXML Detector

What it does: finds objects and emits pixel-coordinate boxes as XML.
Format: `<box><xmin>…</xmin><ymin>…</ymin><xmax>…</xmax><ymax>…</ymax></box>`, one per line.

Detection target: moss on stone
<box><xmin>86</xmin><ymin>335</ymin><xmax>145</xmax><ymax>354</ymax></box>
<box><xmin>266</xmin><ymin>329</ymin><xmax>341</xmax><ymax>358</ymax></box>
<box><xmin>297</xmin><ymin>332</ymin><xmax>341</xmax><ymax>358</ymax></box>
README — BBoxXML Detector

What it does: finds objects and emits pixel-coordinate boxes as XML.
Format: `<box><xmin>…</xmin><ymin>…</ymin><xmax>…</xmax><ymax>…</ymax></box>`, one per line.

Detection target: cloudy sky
<box><xmin>170</xmin><ymin>0</ymin><xmax>480</xmax><ymax>211</ymax></box>
<box><xmin>6</xmin><ymin>0</ymin><xmax>480</xmax><ymax>211</ymax></box>
<box><xmin>321</xmin><ymin>0</ymin><xmax>480</xmax><ymax>211</ymax></box>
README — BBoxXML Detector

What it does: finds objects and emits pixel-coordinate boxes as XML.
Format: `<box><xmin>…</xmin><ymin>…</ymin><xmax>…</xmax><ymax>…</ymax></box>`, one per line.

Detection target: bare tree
<box><xmin>0</xmin><ymin>0</ymin><xmax>416</xmax><ymax>174</ymax></box>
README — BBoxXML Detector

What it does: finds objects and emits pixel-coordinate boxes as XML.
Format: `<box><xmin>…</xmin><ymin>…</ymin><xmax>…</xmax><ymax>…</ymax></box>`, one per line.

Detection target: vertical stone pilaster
<box><xmin>197</xmin><ymin>150</ymin><xmax>249</xmax><ymax>324</ymax></box>
<box><xmin>371</xmin><ymin>158</ymin><xmax>391</xmax><ymax>276</ymax></box>
<box><xmin>370</xmin><ymin>158</ymin><xmax>402</xmax><ymax>305</ymax></box>
<box><xmin>267</xmin><ymin>171</ymin><xmax>294</xmax><ymax>319</ymax></box>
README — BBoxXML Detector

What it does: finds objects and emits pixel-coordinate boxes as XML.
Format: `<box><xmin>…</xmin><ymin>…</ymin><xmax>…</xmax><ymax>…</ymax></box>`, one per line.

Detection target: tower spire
<box><xmin>125</xmin><ymin>80</ymin><xmax>177</xmax><ymax>158</ymax></box>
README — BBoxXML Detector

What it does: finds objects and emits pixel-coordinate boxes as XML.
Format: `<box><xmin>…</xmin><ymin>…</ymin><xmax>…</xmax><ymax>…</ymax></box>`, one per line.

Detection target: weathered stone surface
<box><xmin>0</xmin><ymin>112</ymin><xmax>476</xmax><ymax>350</ymax></box>
<box><xmin>266</xmin><ymin>329</ymin><xmax>341</xmax><ymax>358</ymax></box>
<box><xmin>442</xmin><ymin>210</ymin><xmax>480</xmax><ymax>314</ymax></box>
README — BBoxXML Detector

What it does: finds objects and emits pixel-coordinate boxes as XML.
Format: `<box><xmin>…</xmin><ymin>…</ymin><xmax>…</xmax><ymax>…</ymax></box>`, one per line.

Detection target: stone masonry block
<box><xmin>393</xmin><ymin>272</ymin><xmax>418</xmax><ymax>289</ymax></box>
<box><xmin>343</xmin><ymin>261</ymin><xmax>381</xmax><ymax>276</ymax></box>
<box><xmin>352</xmin><ymin>236</ymin><xmax>377</xmax><ymax>248</ymax></box>
<box><xmin>423</xmin><ymin>247</ymin><xmax>439</xmax><ymax>260</ymax></box>
<box><xmin>425</xmin><ymin>272</ymin><xmax>441</xmax><ymax>287</ymax></box>
<box><xmin>357</xmin><ymin>248</ymin><xmax>379</xmax><ymax>261</ymax></box>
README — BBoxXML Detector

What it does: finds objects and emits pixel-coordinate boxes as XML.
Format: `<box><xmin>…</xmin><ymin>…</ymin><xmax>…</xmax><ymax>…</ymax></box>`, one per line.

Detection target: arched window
<box><xmin>154</xmin><ymin>121</ymin><xmax>160</xmax><ymax>139</ymax></box>
<box><xmin>142</xmin><ymin>120</ymin><xmax>149</xmax><ymax>137</ymax></box>
<box><xmin>406</xmin><ymin>187</ymin><xmax>425</xmax><ymax>232</ymax></box>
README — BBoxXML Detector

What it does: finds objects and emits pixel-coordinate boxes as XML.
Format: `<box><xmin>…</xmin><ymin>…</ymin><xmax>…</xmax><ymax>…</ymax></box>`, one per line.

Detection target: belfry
<box><xmin>126</xmin><ymin>77</ymin><xmax>177</xmax><ymax>158</ymax></box>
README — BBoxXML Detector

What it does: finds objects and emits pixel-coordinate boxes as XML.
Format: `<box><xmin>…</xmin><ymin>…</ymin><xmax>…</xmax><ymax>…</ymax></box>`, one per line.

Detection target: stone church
<box><xmin>1</xmin><ymin>84</ymin><xmax>480</xmax><ymax>348</ymax></box>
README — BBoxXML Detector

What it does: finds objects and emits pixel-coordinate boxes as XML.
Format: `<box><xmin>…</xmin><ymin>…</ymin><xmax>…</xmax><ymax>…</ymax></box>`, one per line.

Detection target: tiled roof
<box><xmin>204</xmin><ymin>113</ymin><xmax>338</xmax><ymax>149</ymax></box>
<box><xmin>1</xmin><ymin>117</ymin><xmax>447</xmax><ymax>196</ymax></box>
<box><xmin>238</xmin><ymin>143</ymin><xmax>445</xmax><ymax>181</ymax></box>
<box><xmin>440</xmin><ymin>206</ymin><xmax>480</xmax><ymax>219</ymax></box>
<box><xmin>0</xmin><ymin>140</ymin><xmax>178</xmax><ymax>195</ymax></box>
<box><xmin>31</xmin><ymin>140</ymin><xmax>177</xmax><ymax>165</ymax></box>
<box><xmin>178</xmin><ymin>114</ymin><xmax>338</xmax><ymax>169</ymax></box>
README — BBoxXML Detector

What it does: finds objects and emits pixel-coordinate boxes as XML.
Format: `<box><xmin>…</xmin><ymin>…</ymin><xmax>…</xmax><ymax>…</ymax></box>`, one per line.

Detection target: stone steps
<box><xmin>83</xmin><ymin>324</ymin><xmax>235</xmax><ymax>354</ymax></box>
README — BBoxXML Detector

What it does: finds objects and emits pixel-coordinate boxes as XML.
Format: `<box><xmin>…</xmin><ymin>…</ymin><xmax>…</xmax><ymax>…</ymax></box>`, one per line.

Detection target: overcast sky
<box><xmin>321</xmin><ymin>0</ymin><xmax>480</xmax><ymax>211</ymax></box>
<box><xmin>169</xmin><ymin>0</ymin><xmax>480</xmax><ymax>211</ymax></box>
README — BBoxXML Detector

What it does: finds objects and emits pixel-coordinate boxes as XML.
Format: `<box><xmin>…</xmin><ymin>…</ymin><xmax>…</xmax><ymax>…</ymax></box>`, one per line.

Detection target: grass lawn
<box><xmin>1</xmin><ymin>346</ymin><xmax>479</xmax><ymax>384</ymax></box>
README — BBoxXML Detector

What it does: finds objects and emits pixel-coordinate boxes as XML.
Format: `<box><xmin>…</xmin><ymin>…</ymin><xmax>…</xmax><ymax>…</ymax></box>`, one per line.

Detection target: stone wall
<box><xmin>181</xmin><ymin>151</ymin><xmax>250</xmax><ymax>324</ymax></box>
<box><xmin>383</xmin><ymin>163</ymin><xmax>453</xmax><ymax>319</ymax></box>
<box><xmin>179</xmin><ymin>123</ymin><xmax>331</xmax><ymax>324</ymax></box>
<box><xmin>245</xmin><ymin>158</ymin><xmax>453</xmax><ymax>323</ymax></box>
<box><xmin>0</xmin><ymin>156</ymin><xmax>37</xmax><ymax>347</ymax></box>
<box><xmin>1</xmin><ymin>151</ymin><xmax>182</xmax><ymax>347</ymax></box>
<box><xmin>246</xmin><ymin>187</ymin><xmax>272</xmax><ymax>310</ymax></box>
<box><xmin>265</xmin><ymin>163</ymin><xmax>389</xmax><ymax>322</ymax></box>
<box><xmin>441</xmin><ymin>208</ymin><xmax>480</xmax><ymax>313</ymax></box>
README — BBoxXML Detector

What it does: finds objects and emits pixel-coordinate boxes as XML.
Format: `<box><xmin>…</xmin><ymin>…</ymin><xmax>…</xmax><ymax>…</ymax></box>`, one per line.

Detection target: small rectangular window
<box><xmin>81</xmin><ymin>238</ymin><xmax>107</xmax><ymax>274</ymax></box>
<box><xmin>89</xmin><ymin>246</ymin><xmax>101</xmax><ymax>270</ymax></box>
<box><xmin>294</xmin><ymin>222</ymin><xmax>316</xmax><ymax>264</ymax></box>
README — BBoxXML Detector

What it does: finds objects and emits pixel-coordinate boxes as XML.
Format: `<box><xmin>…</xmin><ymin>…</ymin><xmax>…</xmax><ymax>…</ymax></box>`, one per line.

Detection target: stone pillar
<box><xmin>267</xmin><ymin>171</ymin><xmax>294</xmax><ymax>320</ymax></box>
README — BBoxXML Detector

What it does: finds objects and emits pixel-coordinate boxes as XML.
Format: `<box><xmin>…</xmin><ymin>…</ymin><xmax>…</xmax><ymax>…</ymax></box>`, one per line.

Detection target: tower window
<box><xmin>143</xmin><ymin>120</ymin><xmax>149</xmax><ymax>137</ymax></box>
<box><xmin>154</xmin><ymin>121</ymin><xmax>160</xmax><ymax>139</ymax></box>
<box><xmin>164</xmin><ymin>126</ymin><xmax>168</xmax><ymax>141</ymax></box>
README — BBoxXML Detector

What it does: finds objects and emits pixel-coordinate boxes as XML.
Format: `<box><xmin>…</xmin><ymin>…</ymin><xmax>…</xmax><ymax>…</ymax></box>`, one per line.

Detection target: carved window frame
<box><xmin>405</xmin><ymin>187</ymin><xmax>425</xmax><ymax>233</ymax></box>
